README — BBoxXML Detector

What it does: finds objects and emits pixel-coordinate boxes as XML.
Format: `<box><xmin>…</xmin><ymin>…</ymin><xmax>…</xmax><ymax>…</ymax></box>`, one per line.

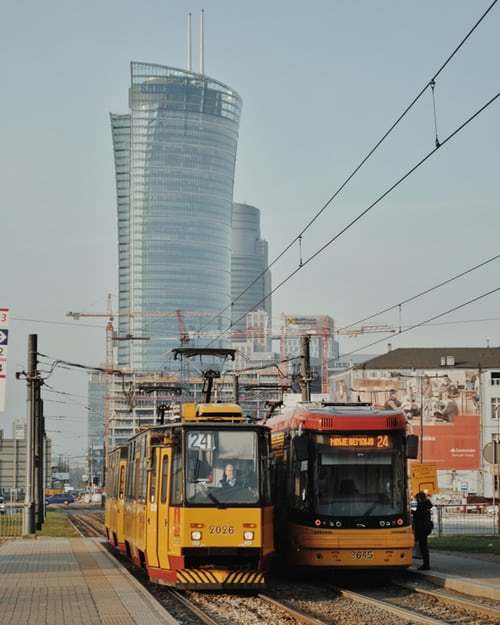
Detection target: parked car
<box><xmin>46</xmin><ymin>493</ymin><xmax>75</xmax><ymax>505</ymax></box>
<box><xmin>0</xmin><ymin>496</ymin><xmax>5</xmax><ymax>515</ymax></box>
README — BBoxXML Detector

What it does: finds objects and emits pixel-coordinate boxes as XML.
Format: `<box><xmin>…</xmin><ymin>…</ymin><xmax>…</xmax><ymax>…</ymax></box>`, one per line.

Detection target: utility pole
<box><xmin>300</xmin><ymin>335</ymin><xmax>312</xmax><ymax>402</ymax></box>
<box><xmin>23</xmin><ymin>335</ymin><xmax>37</xmax><ymax>534</ymax></box>
<box><xmin>35</xmin><ymin>377</ymin><xmax>45</xmax><ymax>529</ymax></box>
<box><xmin>233</xmin><ymin>374</ymin><xmax>240</xmax><ymax>404</ymax></box>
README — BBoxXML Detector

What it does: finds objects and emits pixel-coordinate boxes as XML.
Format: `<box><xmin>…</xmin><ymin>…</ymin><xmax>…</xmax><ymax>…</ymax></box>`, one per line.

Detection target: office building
<box><xmin>111</xmin><ymin>62</ymin><xmax>242</xmax><ymax>371</ymax></box>
<box><xmin>231</xmin><ymin>203</ymin><xmax>271</xmax><ymax>334</ymax></box>
<box><xmin>87</xmin><ymin>371</ymin><xmax>106</xmax><ymax>485</ymax></box>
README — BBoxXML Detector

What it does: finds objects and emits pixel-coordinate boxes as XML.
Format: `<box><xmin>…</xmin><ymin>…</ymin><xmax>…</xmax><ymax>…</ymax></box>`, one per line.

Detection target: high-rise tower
<box><xmin>111</xmin><ymin>63</ymin><xmax>242</xmax><ymax>370</ymax></box>
<box><xmin>231</xmin><ymin>203</ymin><xmax>272</xmax><ymax>332</ymax></box>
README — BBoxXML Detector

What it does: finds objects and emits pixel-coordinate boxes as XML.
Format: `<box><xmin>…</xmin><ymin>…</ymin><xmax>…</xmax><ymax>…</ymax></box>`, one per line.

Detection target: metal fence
<box><xmin>0</xmin><ymin>503</ymin><xmax>26</xmax><ymax>537</ymax></box>
<box><xmin>433</xmin><ymin>504</ymin><xmax>500</xmax><ymax>536</ymax></box>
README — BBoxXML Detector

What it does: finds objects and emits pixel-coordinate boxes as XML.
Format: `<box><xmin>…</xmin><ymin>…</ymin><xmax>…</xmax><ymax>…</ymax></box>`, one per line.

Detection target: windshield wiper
<box><xmin>206</xmin><ymin>490</ymin><xmax>227</xmax><ymax>509</ymax></box>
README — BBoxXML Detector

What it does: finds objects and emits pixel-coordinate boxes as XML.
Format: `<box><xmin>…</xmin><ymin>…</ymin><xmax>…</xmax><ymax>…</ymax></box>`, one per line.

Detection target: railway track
<box><xmin>259</xmin><ymin>577</ymin><xmax>500</xmax><ymax>625</ymax></box>
<box><xmin>63</xmin><ymin>514</ymin><xmax>500</xmax><ymax>624</ymax></box>
<box><xmin>302</xmin><ymin>581</ymin><xmax>500</xmax><ymax>625</ymax></box>
<box><xmin>68</xmin><ymin>511</ymin><xmax>106</xmax><ymax>537</ymax></box>
<box><xmin>165</xmin><ymin>589</ymin><xmax>332</xmax><ymax>625</ymax></box>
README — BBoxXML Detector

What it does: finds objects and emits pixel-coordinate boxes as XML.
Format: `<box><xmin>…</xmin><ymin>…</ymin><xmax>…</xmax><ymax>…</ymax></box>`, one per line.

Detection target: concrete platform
<box><xmin>0</xmin><ymin>537</ymin><xmax>178</xmax><ymax>625</ymax></box>
<box><xmin>410</xmin><ymin>550</ymin><xmax>500</xmax><ymax>601</ymax></box>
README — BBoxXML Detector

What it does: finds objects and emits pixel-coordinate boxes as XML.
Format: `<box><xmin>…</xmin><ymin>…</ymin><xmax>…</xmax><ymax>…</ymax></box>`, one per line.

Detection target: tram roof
<box><xmin>265</xmin><ymin>402</ymin><xmax>407</xmax><ymax>432</ymax></box>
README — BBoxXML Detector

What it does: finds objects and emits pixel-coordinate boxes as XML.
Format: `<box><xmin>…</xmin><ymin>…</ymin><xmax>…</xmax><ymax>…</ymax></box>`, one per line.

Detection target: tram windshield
<box><xmin>312</xmin><ymin>436</ymin><xmax>405</xmax><ymax>517</ymax></box>
<box><xmin>185</xmin><ymin>430</ymin><xmax>261</xmax><ymax>506</ymax></box>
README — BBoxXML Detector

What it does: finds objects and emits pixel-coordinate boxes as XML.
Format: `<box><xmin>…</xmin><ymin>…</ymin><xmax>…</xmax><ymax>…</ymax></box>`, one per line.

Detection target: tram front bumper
<box><xmin>175</xmin><ymin>567</ymin><xmax>266</xmax><ymax>589</ymax></box>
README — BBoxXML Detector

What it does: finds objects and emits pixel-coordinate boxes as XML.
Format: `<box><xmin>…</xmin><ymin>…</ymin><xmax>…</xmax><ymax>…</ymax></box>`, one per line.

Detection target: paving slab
<box><xmin>0</xmin><ymin>537</ymin><xmax>178</xmax><ymax>625</ymax></box>
<box><xmin>410</xmin><ymin>550</ymin><xmax>500</xmax><ymax>601</ymax></box>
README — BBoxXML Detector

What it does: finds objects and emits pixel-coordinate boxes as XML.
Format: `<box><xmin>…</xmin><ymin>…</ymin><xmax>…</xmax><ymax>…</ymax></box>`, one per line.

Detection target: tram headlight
<box><xmin>243</xmin><ymin>531</ymin><xmax>254</xmax><ymax>541</ymax></box>
<box><xmin>191</xmin><ymin>531</ymin><xmax>202</xmax><ymax>541</ymax></box>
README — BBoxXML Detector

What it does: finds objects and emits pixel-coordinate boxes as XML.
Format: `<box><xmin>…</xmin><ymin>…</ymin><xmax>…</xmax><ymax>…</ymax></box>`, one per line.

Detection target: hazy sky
<box><xmin>2</xmin><ymin>1</ymin><xmax>500</xmax><ymax>460</ymax></box>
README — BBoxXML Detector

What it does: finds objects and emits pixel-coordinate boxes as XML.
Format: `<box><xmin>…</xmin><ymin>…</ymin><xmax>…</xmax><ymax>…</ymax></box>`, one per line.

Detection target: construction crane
<box><xmin>67</xmin><ymin>294</ymin><xmax>115</xmax><ymax>372</ymax></box>
<box><xmin>336</xmin><ymin>323</ymin><xmax>398</xmax><ymax>337</ymax></box>
<box><xmin>175</xmin><ymin>309</ymin><xmax>190</xmax><ymax>345</ymax></box>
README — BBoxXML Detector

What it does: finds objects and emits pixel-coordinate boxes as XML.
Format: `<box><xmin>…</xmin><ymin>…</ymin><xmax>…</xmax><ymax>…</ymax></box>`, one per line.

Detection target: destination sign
<box><xmin>330</xmin><ymin>434</ymin><xmax>392</xmax><ymax>449</ymax></box>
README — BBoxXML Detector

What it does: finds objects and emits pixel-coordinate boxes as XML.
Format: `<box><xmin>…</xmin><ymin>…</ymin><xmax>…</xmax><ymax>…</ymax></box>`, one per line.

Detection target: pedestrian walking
<box><xmin>412</xmin><ymin>491</ymin><xmax>433</xmax><ymax>570</ymax></box>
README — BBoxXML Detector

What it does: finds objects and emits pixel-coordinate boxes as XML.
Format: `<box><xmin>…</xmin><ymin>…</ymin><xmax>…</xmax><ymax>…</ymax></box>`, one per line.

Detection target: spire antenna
<box><xmin>200</xmin><ymin>8</ymin><xmax>205</xmax><ymax>74</ymax></box>
<box><xmin>187</xmin><ymin>12</ymin><xmax>192</xmax><ymax>71</ymax></box>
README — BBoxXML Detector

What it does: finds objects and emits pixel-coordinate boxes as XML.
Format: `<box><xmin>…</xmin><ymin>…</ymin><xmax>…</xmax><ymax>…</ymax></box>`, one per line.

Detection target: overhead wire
<box><xmin>11</xmin><ymin>316</ymin><xmax>104</xmax><ymax>329</ymax></box>
<box><xmin>207</xmin><ymin>88</ymin><xmax>500</xmax><ymax>347</ymax></box>
<box><xmin>200</xmin><ymin>0</ymin><xmax>499</xmax><ymax>332</ymax></box>
<box><xmin>337</xmin><ymin>251</ymin><xmax>500</xmax><ymax>332</ymax></box>
<box><xmin>336</xmin><ymin>285</ymin><xmax>500</xmax><ymax>364</ymax></box>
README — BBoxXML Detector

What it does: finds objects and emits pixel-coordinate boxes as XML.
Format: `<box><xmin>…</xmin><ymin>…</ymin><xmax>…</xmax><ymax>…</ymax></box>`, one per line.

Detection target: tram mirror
<box><xmin>406</xmin><ymin>435</ymin><xmax>419</xmax><ymax>459</ymax></box>
<box><xmin>293</xmin><ymin>435</ymin><xmax>309</xmax><ymax>462</ymax></box>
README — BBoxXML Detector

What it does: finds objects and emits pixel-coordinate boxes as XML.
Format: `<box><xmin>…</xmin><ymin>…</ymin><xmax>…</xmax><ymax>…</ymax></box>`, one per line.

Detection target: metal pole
<box><xmin>420</xmin><ymin>378</ymin><xmax>424</xmax><ymax>464</ymax></box>
<box><xmin>300</xmin><ymin>335</ymin><xmax>311</xmax><ymax>402</ymax></box>
<box><xmin>233</xmin><ymin>374</ymin><xmax>240</xmax><ymax>404</ymax></box>
<box><xmin>187</xmin><ymin>12</ymin><xmax>192</xmax><ymax>72</ymax></box>
<box><xmin>200</xmin><ymin>9</ymin><xmax>205</xmax><ymax>74</ymax></box>
<box><xmin>36</xmin><ymin>392</ymin><xmax>45</xmax><ymax>528</ymax></box>
<box><xmin>23</xmin><ymin>334</ymin><xmax>37</xmax><ymax>535</ymax></box>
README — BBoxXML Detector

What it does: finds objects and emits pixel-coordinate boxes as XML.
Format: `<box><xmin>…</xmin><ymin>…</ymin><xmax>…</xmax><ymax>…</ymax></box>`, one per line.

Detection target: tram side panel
<box><xmin>104</xmin><ymin>450</ymin><xmax>116</xmax><ymax>544</ymax></box>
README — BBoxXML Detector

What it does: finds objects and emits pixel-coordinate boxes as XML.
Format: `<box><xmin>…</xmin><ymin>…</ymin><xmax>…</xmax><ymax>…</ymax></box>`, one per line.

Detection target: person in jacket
<box><xmin>412</xmin><ymin>491</ymin><xmax>433</xmax><ymax>570</ymax></box>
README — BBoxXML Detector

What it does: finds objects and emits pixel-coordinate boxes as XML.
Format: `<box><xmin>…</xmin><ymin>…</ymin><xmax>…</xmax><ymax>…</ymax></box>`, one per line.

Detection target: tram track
<box><xmin>171</xmin><ymin>589</ymin><xmax>332</xmax><ymax>625</ymax></box>
<box><xmin>67</xmin><ymin>511</ymin><xmax>106</xmax><ymax>537</ymax></box>
<box><xmin>324</xmin><ymin>580</ymin><xmax>500</xmax><ymax>625</ymax></box>
<box><xmin>62</xmin><ymin>512</ymin><xmax>500</xmax><ymax>624</ymax></box>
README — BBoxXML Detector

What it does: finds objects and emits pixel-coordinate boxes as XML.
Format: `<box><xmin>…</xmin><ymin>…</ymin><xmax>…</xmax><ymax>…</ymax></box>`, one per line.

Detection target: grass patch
<box><xmin>429</xmin><ymin>535</ymin><xmax>500</xmax><ymax>554</ymax></box>
<box><xmin>37</xmin><ymin>511</ymin><xmax>79</xmax><ymax>537</ymax></box>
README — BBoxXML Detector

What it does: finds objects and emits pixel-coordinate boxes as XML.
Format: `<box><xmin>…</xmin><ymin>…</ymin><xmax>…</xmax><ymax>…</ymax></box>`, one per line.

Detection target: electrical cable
<box><xmin>336</xmin><ymin>284</ymin><xmax>500</xmax><ymax>363</ymax></box>
<box><xmin>11</xmin><ymin>316</ymin><xmax>103</xmax><ymax>329</ymax></box>
<box><xmin>208</xmin><ymin>88</ymin><xmax>500</xmax><ymax>346</ymax></box>
<box><xmin>200</xmin><ymin>0</ymin><xmax>499</xmax><ymax>332</ymax></box>
<box><xmin>337</xmin><ymin>251</ymin><xmax>500</xmax><ymax>332</ymax></box>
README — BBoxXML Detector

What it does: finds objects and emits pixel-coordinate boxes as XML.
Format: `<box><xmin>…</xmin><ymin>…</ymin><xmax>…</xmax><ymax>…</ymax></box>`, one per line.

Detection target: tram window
<box><xmin>134</xmin><ymin>456</ymin><xmax>141</xmax><ymax>500</ymax></box>
<box><xmin>315</xmin><ymin>449</ymin><xmax>405</xmax><ymax>517</ymax></box>
<box><xmin>185</xmin><ymin>430</ymin><xmax>259</xmax><ymax>506</ymax></box>
<box><xmin>160</xmin><ymin>456</ymin><xmax>169</xmax><ymax>504</ymax></box>
<box><xmin>126</xmin><ymin>441</ymin><xmax>135</xmax><ymax>499</ymax></box>
<box><xmin>171</xmin><ymin>450</ymin><xmax>183</xmax><ymax>505</ymax></box>
<box><xmin>119</xmin><ymin>465</ymin><xmax>125</xmax><ymax>499</ymax></box>
<box><xmin>260</xmin><ymin>437</ymin><xmax>272</xmax><ymax>505</ymax></box>
<box><xmin>291</xmin><ymin>458</ymin><xmax>309</xmax><ymax>511</ymax></box>
<box><xmin>149</xmin><ymin>451</ymin><xmax>157</xmax><ymax>503</ymax></box>
<box><xmin>138</xmin><ymin>438</ymin><xmax>147</xmax><ymax>502</ymax></box>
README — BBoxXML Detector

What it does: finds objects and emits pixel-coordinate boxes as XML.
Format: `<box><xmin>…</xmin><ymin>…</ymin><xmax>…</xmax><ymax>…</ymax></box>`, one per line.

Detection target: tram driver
<box><xmin>220</xmin><ymin>463</ymin><xmax>239</xmax><ymax>488</ymax></box>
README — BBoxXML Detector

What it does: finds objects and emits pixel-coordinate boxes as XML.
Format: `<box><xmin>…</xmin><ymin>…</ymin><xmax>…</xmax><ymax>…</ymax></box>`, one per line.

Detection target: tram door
<box><xmin>146</xmin><ymin>447</ymin><xmax>161</xmax><ymax>568</ymax></box>
<box><xmin>157</xmin><ymin>449</ymin><xmax>171</xmax><ymax>569</ymax></box>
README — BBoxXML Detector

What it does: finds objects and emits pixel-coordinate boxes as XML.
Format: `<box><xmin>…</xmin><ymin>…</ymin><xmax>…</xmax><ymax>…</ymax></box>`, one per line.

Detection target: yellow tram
<box><xmin>268</xmin><ymin>403</ymin><xmax>418</xmax><ymax>569</ymax></box>
<box><xmin>105</xmin><ymin>402</ymin><xmax>274</xmax><ymax>589</ymax></box>
<box><xmin>105</xmin><ymin>445</ymin><xmax>128</xmax><ymax>553</ymax></box>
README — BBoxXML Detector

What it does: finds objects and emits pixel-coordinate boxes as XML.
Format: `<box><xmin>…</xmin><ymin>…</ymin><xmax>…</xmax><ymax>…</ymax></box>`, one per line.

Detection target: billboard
<box><xmin>351</xmin><ymin>369</ymin><xmax>481</xmax><ymax>470</ymax></box>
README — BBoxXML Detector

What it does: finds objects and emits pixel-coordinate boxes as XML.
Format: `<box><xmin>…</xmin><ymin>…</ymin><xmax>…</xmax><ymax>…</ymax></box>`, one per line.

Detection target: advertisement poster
<box><xmin>349</xmin><ymin>369</ymin><xmax>480</xmax><ymax>470</ymax></box>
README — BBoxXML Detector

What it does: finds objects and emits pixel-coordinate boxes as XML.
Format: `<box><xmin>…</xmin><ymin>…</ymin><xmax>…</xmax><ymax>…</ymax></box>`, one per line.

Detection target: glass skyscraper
<box><xmin>231</xmin><ymin>203</ymin><xmax>271</xmax><ymax>332</ymax></box>
<box><xmin>111</xmin><ymin>63</ymin><xmax>242</xmax><ymax>371</ymax></box>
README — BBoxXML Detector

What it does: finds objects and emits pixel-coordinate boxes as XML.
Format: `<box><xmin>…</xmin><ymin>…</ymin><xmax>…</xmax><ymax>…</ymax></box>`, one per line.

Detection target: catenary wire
<box><xmin>11</xmin><ymin>316</ymin><xmax>104</xmax><ymax>329</ymax></box>
<box><xmin>337</xmin><ymin>251</ymin><xmax>500</xmax><ymax>332</ymax></box>
<box><xmin>336</xmin><ymin>285</ymin><xmax>500</xmax><ymax>363</ymax></box>
<box><xmin>200</xmin><ymin>0</ymin><xmax>499</xmax><ymax>332</ymax></box>
<box><xmin>207</xmin><ymin>88</ymin><xmax>500</xmax><ymax>346</ymax></box>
